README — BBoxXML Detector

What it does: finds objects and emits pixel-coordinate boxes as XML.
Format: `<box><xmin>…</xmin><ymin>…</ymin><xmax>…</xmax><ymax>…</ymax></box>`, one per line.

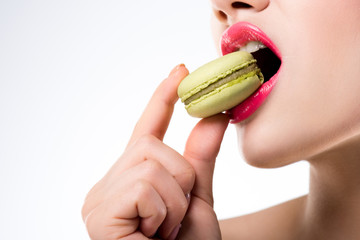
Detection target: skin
<box><xmin>82</xmin><ymin>0</ymin><xmax>360</xmax><ymax>239</ymax></box>
<box><xmin>82</xmin><ymin>65</ymin><xmax>228</xmax><ymax>240</ymax></box>
<box><xmin>211</xmin><ymin>0</ymin><xmax>360</xmax><ymax>239</ymax></box>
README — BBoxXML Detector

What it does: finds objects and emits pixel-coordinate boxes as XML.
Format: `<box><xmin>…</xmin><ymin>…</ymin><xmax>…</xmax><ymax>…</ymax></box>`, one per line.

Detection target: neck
<box><xmin>303</xmin><ymin>135</ymin><xmax>360</xmax><ymax>239</ymax></box>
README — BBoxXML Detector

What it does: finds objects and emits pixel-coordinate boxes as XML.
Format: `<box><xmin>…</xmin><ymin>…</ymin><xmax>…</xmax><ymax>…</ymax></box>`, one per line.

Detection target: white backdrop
<box><xmin>0</xmin><ymin>1</ymin><xmax>309</xmax><ymax>239</ymax></box>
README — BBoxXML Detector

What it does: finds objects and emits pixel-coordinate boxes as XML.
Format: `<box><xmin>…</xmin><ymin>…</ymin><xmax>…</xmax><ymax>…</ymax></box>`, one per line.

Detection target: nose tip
<box><xmin>212</xmin><ymin>0</ymin><xmax>269</xmax><ymax>24</ymax></box>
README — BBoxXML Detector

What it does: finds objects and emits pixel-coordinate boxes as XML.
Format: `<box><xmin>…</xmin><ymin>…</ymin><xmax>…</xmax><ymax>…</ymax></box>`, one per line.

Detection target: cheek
<box><xmin>238</xmin><ymin>56</ymin><xmax>360</xmax><ymax>167</ymax></box>
<box><xmin>237</xmin><ymin>1</ymin><xmax>360</xmax><ymax>167</ymax></box>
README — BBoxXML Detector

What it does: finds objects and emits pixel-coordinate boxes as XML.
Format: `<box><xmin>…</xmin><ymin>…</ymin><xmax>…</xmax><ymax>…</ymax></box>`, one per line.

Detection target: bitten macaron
<box><xmin>177</xmin><ymin>51</ymin><xmax>264</xmax><ymax>118</ymax></box>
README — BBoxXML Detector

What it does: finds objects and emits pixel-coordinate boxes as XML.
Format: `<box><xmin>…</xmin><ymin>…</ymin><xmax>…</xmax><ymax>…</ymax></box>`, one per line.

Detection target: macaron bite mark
<box><xmin>177</xmin><ymin>51</ymin><xmax>264</xmax><ymax>118</ymax></box>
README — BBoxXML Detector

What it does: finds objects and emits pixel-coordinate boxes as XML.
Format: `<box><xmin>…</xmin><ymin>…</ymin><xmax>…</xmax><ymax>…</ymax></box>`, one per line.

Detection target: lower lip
<box><xmin>227</xmin><ymin>67</ymin><xmax>280</xmax><ymax>123</ymax></box>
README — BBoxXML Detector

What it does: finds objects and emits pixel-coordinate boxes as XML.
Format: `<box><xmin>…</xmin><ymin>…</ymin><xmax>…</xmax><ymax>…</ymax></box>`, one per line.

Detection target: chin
<box><xmin>235</xmin><ymin>121</ymin><xmax>303</xmax><ymax>169</ymax></box>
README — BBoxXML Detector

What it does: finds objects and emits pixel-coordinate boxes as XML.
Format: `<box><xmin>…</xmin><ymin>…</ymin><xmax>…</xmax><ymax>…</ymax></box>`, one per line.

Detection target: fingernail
<box><xmin>185</xmin><ymin>193</ymin><xmax>191</xmax><ymax>204</ymax></box>
<box><xmin>176</xmin><ymin>63</ymin><xmax>185</xmax><ymax>69</ymax></box>
<box><xmin>168</xmin><ymin>224</ymin><xmax>181</xmax><ymax>240</ymax></box>
<box><xmin>169</xmin><ymin>64</ymin><xmax>185</xmax><ymax>76</ymax></box>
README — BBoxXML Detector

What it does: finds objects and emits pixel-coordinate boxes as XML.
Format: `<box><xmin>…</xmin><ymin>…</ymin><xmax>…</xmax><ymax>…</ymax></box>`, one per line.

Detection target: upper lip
<box><xmin>220</xmin><ymin>22</ymin><xmax>281</xmax><ymax>60</ymax></box>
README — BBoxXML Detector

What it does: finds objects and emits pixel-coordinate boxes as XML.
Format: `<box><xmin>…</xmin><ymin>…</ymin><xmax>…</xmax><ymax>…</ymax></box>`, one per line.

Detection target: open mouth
<box><xmin>220</xmin><ymin>22</ymin><xmax>282</xmax><ymax>123</ymax></box>
<box><xmin>237</xmin><ymin>41</ymin><xmax>281</xmax><ymax>84</ymax></box>
<box><xmin>250</xmin><ymin>45</ymin><xmax>281</xmax><ymax>84</ymax></box>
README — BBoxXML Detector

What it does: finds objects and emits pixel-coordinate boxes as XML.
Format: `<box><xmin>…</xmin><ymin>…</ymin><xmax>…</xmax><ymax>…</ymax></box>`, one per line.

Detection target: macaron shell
<box><xmin>186</xmin><ymin>74</ymin><xmax>262</xmax><ymax>118</ymax></box>
<box><xmin>177</xmin><ymin>51</ymin><xmax>255</xmax><ymax>101</ymax></box>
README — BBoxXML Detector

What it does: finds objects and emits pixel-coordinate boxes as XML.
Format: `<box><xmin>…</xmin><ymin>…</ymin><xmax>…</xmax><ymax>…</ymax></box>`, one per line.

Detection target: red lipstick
<box><xmin>221</xmin><ymin>22</ymin><xmax>282</xmax><ymax>123</ymax></box>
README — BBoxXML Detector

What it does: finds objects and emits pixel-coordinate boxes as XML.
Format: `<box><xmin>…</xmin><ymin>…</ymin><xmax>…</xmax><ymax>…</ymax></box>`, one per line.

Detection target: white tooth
<box><xmin>239</xmin><ymin>41</ymin><xmax>266</xmax><ymax>53</ymax></box>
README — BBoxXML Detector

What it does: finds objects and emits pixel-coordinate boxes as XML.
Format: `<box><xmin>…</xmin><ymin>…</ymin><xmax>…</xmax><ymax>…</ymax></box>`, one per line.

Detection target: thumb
<box><xmin>183</xmin><ymin>113</ymin><xmax>229</xmax><ymax>206</ymax></box>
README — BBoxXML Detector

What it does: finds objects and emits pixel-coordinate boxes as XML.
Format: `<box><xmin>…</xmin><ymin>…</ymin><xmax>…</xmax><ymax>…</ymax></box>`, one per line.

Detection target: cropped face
<box><xmin>210</xmin><ymin>0</ymin><xmax>360</xmax><ymax>167</ymax></box>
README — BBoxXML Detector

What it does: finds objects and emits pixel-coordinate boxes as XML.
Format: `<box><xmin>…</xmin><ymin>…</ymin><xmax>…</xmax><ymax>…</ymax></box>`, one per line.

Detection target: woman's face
<box><xmin>211</xmin><ymin>0</ymin><xmax>360</xmax><ymax>167</ymax></box>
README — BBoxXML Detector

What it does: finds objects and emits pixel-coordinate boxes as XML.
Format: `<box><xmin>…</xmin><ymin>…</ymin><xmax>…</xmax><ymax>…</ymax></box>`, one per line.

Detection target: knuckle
<box><xmin>178</xmin><ymin>197</ymin><xmax>189</xmax><ymax>213</ymax></box>
<box><xmin>81</xmin><ymin>202</ymin><xmax>90</xmax><ymax>222</ymax></box>
<box><xmin>175</xmin><ymin>164</ymin><xmax>196</xmax><ymax>193</ymax></box>
<box><xmin>136</xmin><ymin>134</ymin><xmax>158</xmax><ymax>149</ymax></box>
<box><xmin>143</xmin><ymin>159</ymin><xmax>164</xmax><ymax>178</ymax></box>
<box><xmin>84</xmin><ymin>211</ymin><xmax>100</xmax><ymax>239</ymax></box>
<box><xmin>157</xmin><ymin>203</ymin><xmax>167</xmax><ymax>220</ymax></box>
<box><xmin>81</xmin><ymin>192</ymin><xmax>99</xmax><ymax>223</ymax></box>
<box><xmin>133</xmin><ymin>180</ymin><xmax>167</xmax><ymax>222</ymax></box>
<box><xmin>166</xmin><ymin>196</ymin><xmax>188</xmax><ymax>222</ymax></box>
<box><xmin>183</xmin><ymin>165</ymin><xmax>196</xmax><ymax>183</ymax></box>
<box><xmin>133</xmin><ymin>179</ymin><xmax>152</xmax><ymax>200</ymax></box>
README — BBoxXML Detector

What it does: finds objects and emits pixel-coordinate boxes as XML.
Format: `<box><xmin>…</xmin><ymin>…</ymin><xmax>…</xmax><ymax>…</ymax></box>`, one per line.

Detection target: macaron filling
<box><xmin>181</xmin><ymin>58</ymin><xmax>259</xmax><ymax>101</ymax></box>
<box><xmin>183</xmin><ymin>64</ymin><xmax>264</xmax><ymax>112</ymax></box>
<box><xmin>184</xmin><ymin>63</ymin><xmax>261</xmax><ymax>105</ymax></box>
<box><xmin>178</xmin><ymin>51</ymin><xmax>266</xmax><ymax>118</ymax></box>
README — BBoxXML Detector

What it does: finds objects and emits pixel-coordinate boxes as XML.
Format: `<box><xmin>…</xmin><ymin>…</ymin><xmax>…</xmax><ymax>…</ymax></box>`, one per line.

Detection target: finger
<box><xmin>136</xmin><ymin>181</ymin><xmax>167</xmax><ymax>237</ymax></box>
<box><xmin>125</xmin><ymin>160</ymin><xmax>189</xmax><ymax>239</ymax></box>
<box><xmin>108</xmin><ymin>159</ymin><xmax>189</xmax><ymax>239</ymax></box>
<box><xmin>85</xmin><ymin>180</ymin><xmax>166</xmax><ymax>239</ymax></box>
<box><xmin>110</xmin><ymin>134</ymin><xmax>195</xmax><ymax>196</ymax></box>
<box><xmin>128</xmin><ymin>64</ymin><xmax>189</xmax><ymax>147</ymax></box>
<box><xmin>183</xmin><ymin>113</ymin><xmax>229</xmax><ymax>206</ymax></box>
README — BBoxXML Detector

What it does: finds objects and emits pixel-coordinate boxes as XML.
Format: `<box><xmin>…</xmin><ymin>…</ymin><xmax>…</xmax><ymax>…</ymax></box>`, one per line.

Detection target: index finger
<box><xmin>127</xmin><ymin>64</ymin><xmax>189</xmax><ymax>147</ymax></box>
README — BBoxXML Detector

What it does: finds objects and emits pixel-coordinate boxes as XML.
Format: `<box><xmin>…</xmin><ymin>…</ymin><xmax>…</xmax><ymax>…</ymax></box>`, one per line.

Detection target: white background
<box><xmin>0</xmin><ymin>0</ymin><xmax>309</xmax><ymax>239</ymax></box>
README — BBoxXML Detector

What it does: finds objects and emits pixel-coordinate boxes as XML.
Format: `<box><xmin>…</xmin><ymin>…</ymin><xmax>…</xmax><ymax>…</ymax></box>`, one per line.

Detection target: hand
<box><xmin>81</xmin><ymin>64</ymin><xmax>229</xmax><ymax>240</ymax></box>
<box><xmin>175</xmin><ymin>113</ymin><xmax>229</xmax><ymax>240</ymax></box>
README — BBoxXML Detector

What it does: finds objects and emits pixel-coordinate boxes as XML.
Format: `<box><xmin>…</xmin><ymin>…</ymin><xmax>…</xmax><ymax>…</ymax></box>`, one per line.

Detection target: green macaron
<box><xmin>177</xmin><ymin>51</ymin><xmax>264</xmax><ymax>118</ymax></box>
